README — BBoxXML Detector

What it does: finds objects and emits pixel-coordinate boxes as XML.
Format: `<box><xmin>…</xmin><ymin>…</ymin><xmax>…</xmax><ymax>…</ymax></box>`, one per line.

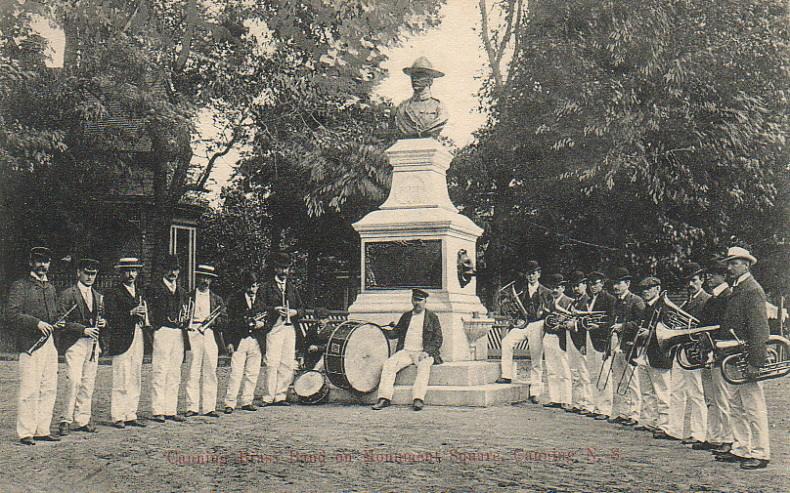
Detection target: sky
<box><xmin>31</xmin><ymin>0</ymin><xmax>491</xmax><ymax>198</ymax></box>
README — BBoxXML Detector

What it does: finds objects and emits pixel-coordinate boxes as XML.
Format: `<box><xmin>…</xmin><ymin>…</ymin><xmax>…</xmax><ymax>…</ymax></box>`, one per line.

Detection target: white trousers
<box><xmin>567</xmin><ymin>333</ymin><xmax>592</xmax><ymax>411</ymax></box>
<box><xmin>17</xmin><ymin>337</ymin><xmax>58</xmax><ymax>439</ymax></box>
<box><xmin>151</xmin><ymin>327</ymin><xmax>184</xmax><ymax>416</ymax></box>
<box><xmin>586</xmin><ymin>333</ymin><xmax>613</xmax><ymax>416</ymax></box>
<box><xmin>262</xmin><ymin>323</ymin><xmax>296</xmax><ymax>403</ymax></box>
<box><xmin>186</xmin><ymin>328</ymin><xmax>219</xmax><ymax>414</ymax></box>
<box><xmin>377</xmin><ymin>350</ymin><xmax>433</xmax><ymax>401</ymax></box>
<box><xmin>723</xmin><ymin>379</ymin><xmax>771</xmax><ymax>460</ymax></box>
<box><xmin>61</xmin><ymin>338</ymin><xmax>99</xmax><ymax>426</ymax></box>
<box><xmin>543</xmin><ymin>334</ymin><xmax>571</xmax><ymax>405</ymax></box>
<box><xmin>637</xmin><ymin>361</ymin><xmax>657</xmax><ymax>427</ymax></box>
<box><xmin>706</xmin><ymin>368</ymin><xmax>733</xmax><ymax>444</ymax></box>
<box><xmin>669</xmin><ymin>361</ymin><xmax>707</xmax><ymax>440</ymax></box>
<box><xmin>111</xmin><ymin>327</ymin><xmax>144</xmax><ymax>422</ymax></box>
<box><xmin>642</xmin><ymin>366</ymin><xmax>672</xmax><ymax>433</ymax></box>
<box><xmin>225</xmin><ymin>336</ymin><xmax>262</xmax><ymax>408</ymax></box>
<box><xmin>611</xmin><ymin>350</ymin><xmax>640</xmax><ymax>420</ymax></box>
<box><xmin>500</xmin><ymin>320</ymin><xmax>544</xmax><ymax>397</ymax></box>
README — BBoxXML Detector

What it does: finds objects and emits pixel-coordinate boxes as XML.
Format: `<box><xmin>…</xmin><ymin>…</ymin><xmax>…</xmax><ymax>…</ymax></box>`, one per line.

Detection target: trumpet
<box><xmin>137</xmin><ymin>298</ymin><xmax>152</xmax><ymax>329</ymax></box>
<box><xmin>26</xmin><ymin>304</ymin><xmax>79</xmax><ymax>355</ymax></box>
<box><xmin>192</xmin><ymin>304</ymin><xmax>226</xmax><ymax>334</ymax></box>
<box><xmin>719</xmin><ymin>331</ymin><xmax>790</xmax><ymax>385</ymax></box>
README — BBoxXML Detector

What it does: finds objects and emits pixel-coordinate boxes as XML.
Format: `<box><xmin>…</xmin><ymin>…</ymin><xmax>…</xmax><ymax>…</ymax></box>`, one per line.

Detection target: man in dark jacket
<box><xmin>714</xmin><ymin>247</ymin><xmax>771</xmax><ymax>469</ymax></box>
<box><xmin>565</xmin><ymin>271</ymin><xmax>593</xmax><ymax>415</ymax></box>
<box><xmin>542</xmin><ymin>274</ymin><xmax>574</xmax><ymax>409</ymax></box>
<box><xmin>372</xmin><ymin>289</ymin><xmax>443</xmax><ymax>411</ymax></box>
<box><xmin>56</xmin><ymin>258</ymin><xmax>104</xmax><ymax>435</ymax></box>
<box><xmin>584</xmin><ymin>271</ymin><xmax>616</xmax><ymax>420</ymax></box>
<box><xmin>7</xmin><ymin>246</ymin><xmax>63</xmax><ymax>444</ymax></box>
<box><xmin>103</xmin><ymin>257</ymin><xmax>148</xmax><ymax>429</ymax></box>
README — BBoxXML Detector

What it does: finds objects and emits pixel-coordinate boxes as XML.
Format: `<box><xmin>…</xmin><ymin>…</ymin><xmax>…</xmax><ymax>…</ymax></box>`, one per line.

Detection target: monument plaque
<box><xmin>364</xmin><ymin>240</ymin><xmax>442</xmax><ymax>289</ymax></box>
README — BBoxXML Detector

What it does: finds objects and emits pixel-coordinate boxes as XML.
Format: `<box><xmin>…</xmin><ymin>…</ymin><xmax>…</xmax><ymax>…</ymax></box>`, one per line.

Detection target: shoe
<box><xmin>692</xmin><ymin>441</ymin><xmax>715</xmax><ymax>451</ymax></box>
<box><xmin>527</xmin><ymin>396</ymin><xmax>539</xmax><ymax>404</ymax></box>
<box><xmin>412</xmin><ymin>399</ymin><xmax>424</xmax><ymax>411</ymax></box>
<box><xmin>166</xmin><ymin>415</ymin><xmax>186</xmax><ymax>422</ymax></box>
<box><xmin>19</xmin><ymin>437</ymin><xmax>35</xmax><ymax>446</ymax></box>
<box><xmin>259</xmin><ymin>401</ymin><xmax>273</xmax><ymax>407</ymax></box>
<box><xmin>711</xmin><ymin>443</ymin><xmax>733</xmax><ymax>455</ymax></box>
<box><xmin>653</xmin><ymin>430</ymin><xmax>672</xmax><ymax>440</ymax></box>
<box><xmin>273</xmin><ymin>401</ymin><xmax>290</xmax><ymax>407</ymax></box>
<box><xmin>715</xmin><ymin>452</ymin><xmax>744</xmax><ymax>463</ymax></box>
<box><xmin>683</xmin><ymin>439</ymin><xmax>704</xmax><ymax>447</ymax></box>
<box><xmin>125</xmin><ymin>420</ymin><xmax>146</xmax><ymax>428</ymax></box>
<box><xmin>543</xmin><ymin>402</ymin><xmax>561</xmax><ymax>408</ymax></box>
<box><xmin>185</xmin><ymin>411</ymin><xmax>199</xmax><ymax>417</ymax></box>
<box><xmin>594</xmin><ymin>414</ymin><xmax>609</xmax><ymax>421</ymax></box>
<box><xmin>241</xmin><ymin>404</ymin><xmax>257</xmax><ymax>412</ymax></box>
<box><xmin>73</xmin><ymin>419</ymin><xmax>98</xmax><ymax>433</ymax></box>
<box><xmin>34</xmin><ymin>435</ymin><xmax>61</xmax><ymax>442</ymax></box>
<box><xmin>204</xmin><ymin>411</ymin><xmax>221</xmax><ymax>418</ymax></box>
<box><xmin>371</xmin><ymin>398</ymin><xmax>391</xmax><ymax>410</ymax></box>
<box><xmin>622</xmin><ymin>419</ymin><xmax>638</xmax><ymax>426</ymax></box>
<box><xmin>58</xmin><ymin>422</ymin><xmax>70</xmax><ymax>436</ymax></box>
<box><xmin>224</xmin><ymin>407</ymin><xmax>234</xmax><ymax>414</ymax></box>
<box><xmin>151</xmin><ymin>415</ymin><xmax>166</xmax><ymax>423</ymax></box>
<box><xmin>578</xmin><ymin>410</ymin><xmax>593</xmax><ymax>416</ymax></box>
<box><xmin>634</xmin><ymin>425</ymin><xmax>653</xmax><ymax>432</ymax></box>
<box><xmin>112</xmin><ymin>421</ymin><xmax>126</xmax><ymax>429</ymax></box>
<box><xmin>561</xmin><ymin>405</ymin><xmax>574</xmax><ymax>412</ymax></box>
<box><xmin>495</xmin><ymin>377</ymin><xmax>512</xmax><ymax>384</ymax></box>
<box><xmin>740</xmin><ymin>458</ymin><xmax>769</xmax><ymax>470</ymax></box>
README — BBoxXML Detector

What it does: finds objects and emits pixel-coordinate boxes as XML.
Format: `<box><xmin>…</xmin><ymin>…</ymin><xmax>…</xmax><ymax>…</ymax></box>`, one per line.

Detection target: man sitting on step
<box><xmin>372</xmin><ymin>289</ymin><xmax>443</xmax><ymax>411</ymax></box>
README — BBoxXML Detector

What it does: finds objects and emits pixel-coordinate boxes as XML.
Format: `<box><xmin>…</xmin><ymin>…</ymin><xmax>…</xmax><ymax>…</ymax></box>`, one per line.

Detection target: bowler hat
<box><xmin>704</xmin><ymin>258</ymin><xmax>729</xmax><ymax>277</ymax></box>
<box><xmin>30</xmin><ymin>246</ymin><xmax>52</xmax><ymax>261</ymax></box>
<box><xmin>163</xmin><ymin>254</ymin><xmax>181</xmax><ymax>270</ymax></box>
<box><xmin>638</xmin><ymin>276</ymin><xmax>661</xmax><ymax>290</ymax></box>
<box><xmin>403</xmin><ymin>56</ymin><xmax>445</xmax><ymax>78</ymax></box>
<box><xmin>722</xmin><ymin>246</ymin><xmax>757</xmax><ymax>265</ymax></box>
<box><xmin>115</xmin><ymin>257</ymin><xmax>144</xmax><ymax>269</ymax></box>
<box><xmin>683</xmin><ymin>262</ymin><xmax>705</xmax><ymax>281</ymax></box>
<box><xmin>195</xmin><ymin>264</ymin><xmax>218</xmax><ymax>278</ymax></box>
<box><xmin>610</xmin><ymin>267</ymin><xmax>632</xmax><ymax>282</ymax></box>
<box><xmin>568</xmin><ymin>270</ymin><xmax>587</xmax><ymax>285</ymax></box>
<box><xmin>270</xmin><ymin>252</ymin><xmax>291</xmax><ymax>268</ymax></box>
<box><xmin>544</xmin><ymin>273</ymin><xmax>566</xmax><ymax>289</ymax></box>
<box><xmin>241</xmin><ymin>270</ymin><xmax>259</xmax><ymax>287</ymax></box>
<box><xmin>523</xmin><ymin>260</ymin><xmax>541</xmax><ymax>275</ymax></box>
<box><xmin>412</xmin><ymin>288</ymin><xmax>430</xmax><ymax>300</ymax></box>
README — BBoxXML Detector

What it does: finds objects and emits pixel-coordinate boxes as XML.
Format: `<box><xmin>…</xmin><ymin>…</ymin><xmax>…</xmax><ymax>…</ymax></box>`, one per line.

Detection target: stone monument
<box><xmin>332</xmin><ymin>57</ymin><xmax>529</xmax><ymax>406</ymax></box>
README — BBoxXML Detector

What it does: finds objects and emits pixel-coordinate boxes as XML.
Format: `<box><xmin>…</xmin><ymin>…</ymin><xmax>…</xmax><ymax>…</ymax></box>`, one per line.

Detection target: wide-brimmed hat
<box><xmin>544</xmin><ymin>273</ymin><xmax>566</xmax><ymax>289</ymax></box>
<box><xmin>638</xmin><ymin>276</ymin><xmax>661</xmax><ymax>290</ymax></box>
<box><xmin>195</xmin><ymin>264</ymin><xmax>218</xmax><ymax>278</ymax></box>
<box><xmin>567</xmin><ymin>270</ymin><xmax>587</xmax><ymax>285</ymax></box>
<box><xmin>403</xmin><ymin>56</ymin><xmax>445</xmax><ymax>78</ymax></box>
<box><xmin>610</xmin><ymin>267</ymin><xmax>632</xmax><ymax>282</ymax></box>
<box><xmin>115</xmin><ymin>257</ymin><xmax>144</xmax><ymax>269</ymax></box>
<box><xmin>30</xmin><ymin>246</ymin><xmax>52</xmax><ymax>261</ymax></box>
<box><xmin>78</xmin><ymin>258</ymin><xmax>100</xmax><ymax>271</ymax></box>
<box><xmin>270</xmin><ymin>252</ymin><xmax>291</xmax><ymax>268</ymax></box>
<box><xmin>163</xmin><ymin>254</ymin><xmax>181</xmax><ymax>271</ymax></box>
<box><xmin>722</xmin><ymin>246</ymin><xmax>757</xmax><ymax>265</ymax></box>
<box><xmin>412</xmin><ymin>288</ymin><xmax>430</xmax><ymax>300</ymax></box>
<box><xmin>683</xmin><ymin>262</ymin><xmax>705</xmax><ymax>281</ymax></box>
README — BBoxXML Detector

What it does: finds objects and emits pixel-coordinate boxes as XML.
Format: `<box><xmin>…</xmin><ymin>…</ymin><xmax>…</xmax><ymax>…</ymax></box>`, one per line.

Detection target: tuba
<box><xmin>498</xmin><ymin>281</ymin><xmax>529</xmax><ymax>330</ymax></box>
<box><xmin>719</xmin><ymin>332</ymin><xmax>790</xmax><ymax>385</ymax></box>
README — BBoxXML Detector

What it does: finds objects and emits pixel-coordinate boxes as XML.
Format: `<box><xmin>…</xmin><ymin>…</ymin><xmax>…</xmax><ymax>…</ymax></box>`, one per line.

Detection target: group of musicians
<box><xmin>496</xmin><ymin>246</ymin><xmax>772</xmax><ymax>470</ymax></box>
<box><xmin>6</xmin><ymin>245</ymin><xmax>775</xmax><ymax>470</ymax></box>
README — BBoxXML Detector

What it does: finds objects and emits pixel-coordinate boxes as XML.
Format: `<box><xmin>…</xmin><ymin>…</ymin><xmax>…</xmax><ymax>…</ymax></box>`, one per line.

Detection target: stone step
<box><xmin>328</xmin><ymin>382</ymin><xmax>531</xmax><ymax>407</ymax></box>
<box><xmin>393</xmin><ymin>360</ymin><xmax>501</xmax><ymax>387</ymax></box>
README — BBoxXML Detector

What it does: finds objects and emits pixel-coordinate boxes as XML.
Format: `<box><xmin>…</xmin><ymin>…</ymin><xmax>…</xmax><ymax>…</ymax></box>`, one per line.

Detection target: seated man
<box><xmin>302</xmin><ymin>307</ymin><xmax>331</xmax><ymax>371</ymax></box>
<box><xmin>372</xmin><ymin>289</ymin><xmax>443</xmax><ymax>411</ymax></box>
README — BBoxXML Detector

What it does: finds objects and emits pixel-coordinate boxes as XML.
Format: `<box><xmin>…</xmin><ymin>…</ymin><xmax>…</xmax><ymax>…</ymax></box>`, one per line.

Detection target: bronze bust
<box><xmin>394</xmin><ymin>57</ymin><xmax>448</xmax><ymax>138</ymax></box>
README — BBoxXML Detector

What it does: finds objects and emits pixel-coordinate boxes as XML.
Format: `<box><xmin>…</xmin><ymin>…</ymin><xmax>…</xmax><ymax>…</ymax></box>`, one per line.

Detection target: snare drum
<box><xmin>293</xmin><ymin>370</ymin><xmax>329</xmax><ymax>404</ymax></box>
<box><xmin>324</xmin><ymin>320</ymin><xmax>391</xmax><ymax>393</ymax></box>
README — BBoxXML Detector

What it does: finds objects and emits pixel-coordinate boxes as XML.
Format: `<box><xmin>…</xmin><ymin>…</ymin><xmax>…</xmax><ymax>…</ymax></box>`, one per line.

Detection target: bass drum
<box><xmin>324</xmin><ymin>320</ymin><xmax>391</xmax><ymax>394</ymax></box>
<box><xmin>293</xmin><ymin>369</ymin><xmax>329</xmax><ymax>404</ymax></box>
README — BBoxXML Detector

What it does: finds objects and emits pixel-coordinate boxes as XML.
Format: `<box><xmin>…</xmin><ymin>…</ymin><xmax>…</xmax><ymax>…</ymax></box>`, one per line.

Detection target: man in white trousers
<box><xmin>565</xmin><ymin>271</ymin><xmax>594</xmax><ymax>415</ymax></box>
<box><xmin>259</xmin><ymin>252</ymin><xmax>302</xmax><ymax>406</ymax></box>
<box><xmin>148</xmin><ymin>254</ymin><xmax>189</xmax><ymax>422</ymax></box>
<box><xmin>584</xmin><ymin>271</ymin><xmax>616</xmax><ymax>420</ymax></box>
<box><xmin>56</xmin><ymin>258</ymin><xmax>104</xmax><ymax>435</ymax></box>
<box><xmin>541</xmin><ymin>273</ymin><xmax>573</xmax><ymax>409</ymax></box>
<box><xmin>496</xmin><ymin>260</ymin><xmax>552</xmax><ymax>404</ymax></box>
<box><xmin>104</xmin><ymin>257</ymin><xmax>148</xmax><ymax>429</ymax></box>
<box><xmin>224</xmin><ymin>271</ymin><xmax>266</xmax><ymax>413</ymax></box>
<box><xmin>185</xmin><ymin>264</ymin><xmax>227</xmax><ymax>417</ymax></box>
<box><xmin>8</xmin><ymin>246</ymin><xmax>63</xmax><ymax>445</ymax></box>
<box><xmin>372</xmin><ymin>289</ymin><xmax>443</xmax><ymax>411</ymax></box>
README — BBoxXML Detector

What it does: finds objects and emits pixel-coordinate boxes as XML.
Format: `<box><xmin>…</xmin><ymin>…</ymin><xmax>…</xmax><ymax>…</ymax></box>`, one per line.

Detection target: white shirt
<box><xmin>78</xmin><ymin>282</ymin><xmax>93</xmax><ymax>312</ymax></box>
<box><xmin>712</xmin><ymin>283</ymin><xmax>729</xmax><ymax>297</ymax></box>
<box><xmin>527</xmin><ymin>282</ymin><xmax>539</xmax><ymax>298</ymax></box>
<box><xmin>191</xmin><ymin>289</ymin><xmax>211</xmax><ymax>327</ymax></box>
<box><xmin>403</xmin><ymin>310</ymin><xmax>426</xmax><ymax>352</ymax></box>
<box><xmin>30</xmin><ymin>272</ymin><xmax>48</xmax><ymax>282</ymax></box>
<box><xmin>732</xmin><ymin>272</ymin><xmax>751</xmax><ymax>288</ymax></box>
<box><xmin>163</xmin><ymin>278</ymin><xmax>177</xmax><ymax>294</ymax></box>
<box><xmin>124</xmin><ymin>283</ymin><xmax>136</xmax><ymax>299</ymax></box>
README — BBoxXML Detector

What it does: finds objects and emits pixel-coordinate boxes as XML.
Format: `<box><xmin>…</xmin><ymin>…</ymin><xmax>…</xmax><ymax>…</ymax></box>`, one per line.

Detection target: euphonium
<box><xmin>545</xmin><ymin>304</ymin><xmax>573</xmax><ymax>333</ymax></box>
<box><xmin>498</xmin><ymin>281</ymin><xmax>529</xmax><ymax>330</ymax></box>
<box><xmin>720</xmin><ymin>333</ymin><xmax>790</xmax><ymax>385</ymax></box>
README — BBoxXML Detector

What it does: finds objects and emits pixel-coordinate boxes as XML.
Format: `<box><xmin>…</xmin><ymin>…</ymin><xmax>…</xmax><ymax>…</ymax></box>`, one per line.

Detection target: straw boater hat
<box><xmin>403</xmin><ymin>56</ymin><xmax>445</xmax><ymax>78</ymax></box>
<box><xmin>722</xmin><ymin>246</ymin><xmax>757</xmax><ymax>265</ymax></box>
<box><xmin>115</xmin><ymin>257</ymin><xmax>144</xmax><ymax>269</ymax></box>
<box><xmin>195</xmin><ymin>264</ymin><xmax>218</xmax><ymax>278</ymax></box>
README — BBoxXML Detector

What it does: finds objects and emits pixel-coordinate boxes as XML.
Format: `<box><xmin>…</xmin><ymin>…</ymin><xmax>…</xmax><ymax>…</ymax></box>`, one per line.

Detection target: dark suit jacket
<box><xmin>188</xmin><ymin>289</ymin><xmax>228</xmax><ymax>350</ymax></box>
<box><xmin>722</xmin><ymin>275</ymin><xmax>769</xmax><ymax>367</ymax></box>
<box><xmin>682</xmin><ymin>290</ymin><xmax>712</xmax><ymax>321</ymax></box>
<box><xmin>104</xmin><ymin>282</ymin><xmax>146</xmax><ymax>356</ymax></box>
<box><xmin>701</xmin><ymin>286</ymin><xmax>732</xmax><ymax>341</ymax></box>
<box><xmin>520</xmin><ymin>283</ymin><xmax>553</xmax><ymax>322</ymax></box>
<box><xmin>55</xmin><ymin>285</ymin><xmax>102</xmax><ymax>354</ymax></box>
<box><xmin>643</xmin><ymin>299</ymin><xmax>673</xmax><ymax>369</ymax></box>
<box><xmin>613</xmin><ymin>291</ymin><xmax>646</xmax><ymax>353</ymax></box>
<box><xmin>568</xmin><ymin>294</ymin><xmax>590</xmax><ymax>351</ymax></box>
<box><xmin>225</xmin><ymin>291</ymin><xmax>267</xmax><ymax>349</ymax></box>
<box><xmin>258</xmin><ymin>279</ymin><xmax>304</xmax><ymax>350</ymax></box>
<box><xmin>385</xmin><ymin>309</ymin><xmax>443</xmax><ymax>365</ymax></box>
<box><xmin>587</xmin><ymin>291</ymin><xmax>615</xmax><ymax>352</ymax></box>
<box><xmin>147</xmin><ymin>278</ymin><xmax>190</xmax><ymax>350</ymax></box>
<box><xmin>5</xmin><ymin>276</ymin><xmax>59</xmax><ymax>353</ymax></box>
<box><xmin>544</xmin><ymin>294</ymin><xmax>573</xmax><ymax>351</ymax></box>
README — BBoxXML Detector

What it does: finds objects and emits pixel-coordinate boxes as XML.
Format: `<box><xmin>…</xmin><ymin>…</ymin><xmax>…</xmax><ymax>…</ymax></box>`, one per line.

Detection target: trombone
<box><xmin>615</xmin><ymin>297</ymin><xmax>664</xmax><ymax>396</ymax></box>
<box><xmin>595</xmin><ymin>315</ymin><xmax>619</xmax><ymax>391</ymax></box>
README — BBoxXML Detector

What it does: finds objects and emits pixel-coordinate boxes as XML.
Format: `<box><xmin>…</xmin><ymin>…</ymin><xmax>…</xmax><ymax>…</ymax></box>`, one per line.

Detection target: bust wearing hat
<box><xmin>372</xmin><ymin>287</ymin><xmax>443</xmax><ymax>411</ymax></box>
<box><xmin>394</xmin><ymin>56</ymin><xmax>448</xmax><ymax>138</ymax></box>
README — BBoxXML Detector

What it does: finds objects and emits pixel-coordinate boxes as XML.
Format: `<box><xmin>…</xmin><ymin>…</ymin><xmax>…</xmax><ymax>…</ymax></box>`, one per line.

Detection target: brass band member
<box><xmin>104</xmin><ymin>257</ymin><xmax>148</xmax><ymax>429</ymax></box>
<box><xmin>303</xmin><ymin>307</ymin><xmax>331</xmax><ymax>371</ymax></box>
<box><xmin>634</xmin><ymin>277</ymin><xmax>674</xmax><ymax>439</ymax></box>
<box><xmin>372</xmin><ymin>289</ymin><xmax>443</xmax><ymax>411</ymax></box>
<box><xmin>259</xmin><ymin>252</ymin><xmax>302</xmax><ymax>406</ymax></box>
<box><xmin>497</xmin><ymin>260</ymin><xmax>552</xmax><ymax>404</ymax></box>
<box><xmin>56</xmin><ymin>257</ymin><xmax>104</xmax><ymax>435</ymax></box>
<box><xmin>713</xmin><ymin>247</ymin><xmax>771</xmax><ymax>470</ymax></box>
<box><xmin>148</xmin><ymin>254</ymin><xmax>189</xmax><ymax>422</ymax></box>
<box><xmin>7</xmin><ymin>246</ymin><xmax>63</xmax><ymax>445</ymax></box>
<box><xmin>185</xmin><ymin>264</ymin><xmax>227</xmax><ymax>418</ymax></box>
<box><xmin>608</xmin><ymin>267</ymin><xmax>645</xmax><ymax>427</ymax></box>
<box><xmin>542</xmin><ymin>273</ymin><xmax>573</xmax><ymax>409</ymax></box>
<box><xmin>585</xmin><ymin>271</ymin><xmax>616</xmax><ymax>420</ymax></box>
<box><xmin>224</xmin><ymin>271</ymin><xmax>266</xmax><ymax>413</ymax></box>
<box><xmin>669</xmin><ymin>262</ymin><xmax>710</xmax><ymax>445</ymax></box>
<box><xmin>565</xmin><ymin>271</ymin><xmax>594</xmax><ymax>415</ymax></box>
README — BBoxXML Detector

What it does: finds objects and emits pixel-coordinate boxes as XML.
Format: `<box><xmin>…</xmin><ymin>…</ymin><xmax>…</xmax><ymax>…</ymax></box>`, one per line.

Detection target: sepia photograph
<box><xmin>0</xmin><ymin>1</ymin><xmax>788</xmax><ymax>492</ymax></box>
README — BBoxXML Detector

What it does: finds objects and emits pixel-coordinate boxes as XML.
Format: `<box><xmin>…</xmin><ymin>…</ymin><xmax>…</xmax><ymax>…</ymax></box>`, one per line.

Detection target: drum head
<box><xmin>341</xmin><ymin>323</ymin><xmax>390</xmax><ymax>393</ymax></box>
<box><xmin>294</xmin><ymin>370</ymin><xmax>326</xmax><ymax>397</ymax></box>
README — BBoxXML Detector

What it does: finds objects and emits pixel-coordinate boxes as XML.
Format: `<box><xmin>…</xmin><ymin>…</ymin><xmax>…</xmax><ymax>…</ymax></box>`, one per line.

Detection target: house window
<box><xmin>170</xmin><ymin>225</ymin><xmax>196</xmax><ymax>290</ymax></box>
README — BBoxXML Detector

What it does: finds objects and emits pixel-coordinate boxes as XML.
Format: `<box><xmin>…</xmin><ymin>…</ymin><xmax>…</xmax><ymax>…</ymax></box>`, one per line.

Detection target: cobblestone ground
<box><xmin>0</xmin><ymin>360</ymin><xmax>787</xmax><ymax>493</ymax></box>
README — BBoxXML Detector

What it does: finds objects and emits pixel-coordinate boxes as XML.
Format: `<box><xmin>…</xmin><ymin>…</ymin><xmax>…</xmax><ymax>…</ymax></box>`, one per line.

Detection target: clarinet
<box><xmin>89</xmin><ymin>295</ymin><xmax>104</xmax><ymax>362</ymax></box>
